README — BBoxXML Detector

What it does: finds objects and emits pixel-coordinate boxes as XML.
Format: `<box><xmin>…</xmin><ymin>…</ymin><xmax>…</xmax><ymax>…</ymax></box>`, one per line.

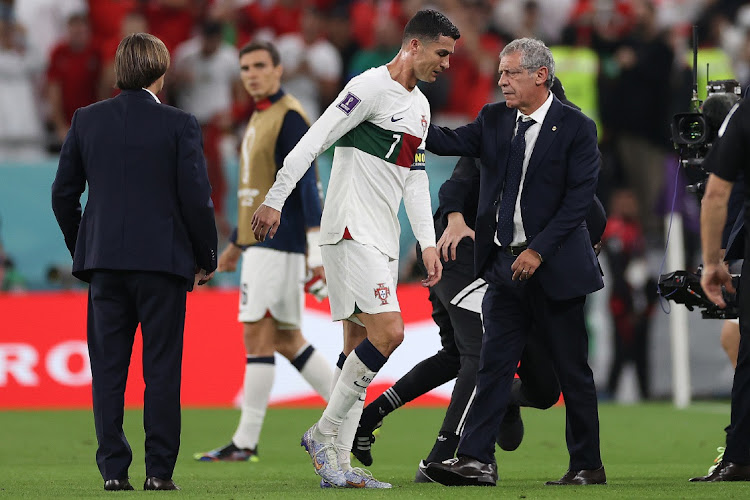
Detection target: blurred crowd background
<box><xmin>1</xmin><ymin>0</ymin><xmax>749</xmax><ymax>294</ymax></box>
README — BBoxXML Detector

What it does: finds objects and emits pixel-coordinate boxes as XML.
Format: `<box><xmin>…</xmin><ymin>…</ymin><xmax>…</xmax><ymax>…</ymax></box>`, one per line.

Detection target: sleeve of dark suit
<box><xmin>528</xmin><ymin>117</ymin><xmax>600</xmax><ymax>260</ymax></box>
<box><xmin>426</xmin><ymin>106</ymin><xmax>486</xmax><ymax>157</ymax></box>
<box><xmin>51</xmin><ymin>110</ymin><xmax>86</xmax><ymax>258</ymax></box>
<box><xmin>176</xmin><ymin>115</ymin><xmax>218</xmax><ymax>273</ymax></box>
<box><xmin>438</xmin><ymin>156</ymin><xmax>480</xmax><ymax>229</ymax></box>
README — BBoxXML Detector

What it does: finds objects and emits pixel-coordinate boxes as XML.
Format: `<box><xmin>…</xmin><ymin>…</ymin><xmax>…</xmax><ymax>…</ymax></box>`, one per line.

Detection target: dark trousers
<box><xmin>88</xmin><ymin>270</ymin><xmax>187</xmax><ymax>480</ymax></box>
<box><xmin>457</xmin><ymin>250</ymin><xmax>601</xmax><ymax>470</ymax></box>
<box><xmin>726</xmin><ymin>261</ymin><xmax>750</xmax><ymax>464</ymax></box>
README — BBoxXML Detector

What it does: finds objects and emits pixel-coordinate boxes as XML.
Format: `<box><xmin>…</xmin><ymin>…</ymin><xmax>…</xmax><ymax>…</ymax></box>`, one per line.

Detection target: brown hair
<box><xmin>115</xmin><ymin>33</ymin><xmax>170</xmax><ymax>90</ymax></box>
<box><xmin>239</xmin><ymin>40</ymin><xmax>280</xmax><ymax>66</ymax></box>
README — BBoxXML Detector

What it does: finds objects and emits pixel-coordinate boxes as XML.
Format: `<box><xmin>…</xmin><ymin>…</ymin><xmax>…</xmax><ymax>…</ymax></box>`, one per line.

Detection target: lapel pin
<box><xmin>552</xmin><ymin>126</ymin><xmax>557</xmax><ymax>131</ymax></box>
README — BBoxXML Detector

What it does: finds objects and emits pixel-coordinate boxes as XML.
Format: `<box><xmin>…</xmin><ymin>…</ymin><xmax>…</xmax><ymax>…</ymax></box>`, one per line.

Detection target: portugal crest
<box><xmin>374</xmin><ymin>283</ymin><xmax>391</xmax><ymax>305</ymax></box>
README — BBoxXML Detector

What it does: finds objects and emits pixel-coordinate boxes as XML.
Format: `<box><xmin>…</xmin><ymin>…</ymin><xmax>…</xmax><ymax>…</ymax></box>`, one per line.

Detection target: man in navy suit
<box><xmin>51</xmin><ymin>33</ymin><xmax>217</xmax><ymax>492</ymax></box>
<box><xmin>421</xmin><ymin>38</ymin><xmax>605</xmax><ymax>486</ymax></box>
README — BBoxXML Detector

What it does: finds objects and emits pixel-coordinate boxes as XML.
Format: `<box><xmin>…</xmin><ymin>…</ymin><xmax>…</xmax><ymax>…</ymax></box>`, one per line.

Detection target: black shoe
<box><xmin>415</xmin><ymin>460</ymin><xmax>433</xmax><ymax>483</ymax></box>
<box><xmin>421</xmin><ymin>456</ymin><xmax>498</xmax><ymax>486</ymax></box>
<box><xmin>545</xmin><ymin>466</ymin><xmax>607</xmax><ymax>485</ymax></box>
<box><xmin>143</xmin><ymin>477</ymin><xmax>180</xmax><ymax>490</ymax></box>
<box><xmin>104</xmin><ymin>479</ymin><xmax>134</xmax><ymax>491</ymax></box>
<box><xmin>351</xmin><ymin>420</ymin><xmax>382</xmax><ymax>466</ymax></box>
<box><xmin>497</xmin><ymin>404</ymin><xmax>524</xmax><ymax>451</ymax></box>
<box><xmin>194</xmin><ymin>442</ymin><xmax>258</xmax><ymax>462</ymax></box>
<box><xmin>690</xmin><ymin>461</ymin><xmax>750</xmax><ymax>482</ymax></box>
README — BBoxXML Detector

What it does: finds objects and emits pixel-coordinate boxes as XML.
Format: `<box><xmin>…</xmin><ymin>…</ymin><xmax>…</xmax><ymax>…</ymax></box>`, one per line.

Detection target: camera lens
<box><xmin>678</xmin><ymin>116</ymin><xmax>705</xmax><ymax>144</ymax></box>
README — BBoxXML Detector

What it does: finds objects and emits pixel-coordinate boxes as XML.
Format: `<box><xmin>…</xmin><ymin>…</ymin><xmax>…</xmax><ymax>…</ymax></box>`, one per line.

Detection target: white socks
<box><xmin>294</xmin><ymin>344</ymin><xmax>333</xmax><ymax>401</ymax></box>
<box><xmin>316</xmin><ymin>350</ymin><xmax>376</xmax><ymax>439</ymax></box>
<box><xmin>232</xmin><ymin>358</ymin><xmax>275</xmax><ymax>450</ymax></box>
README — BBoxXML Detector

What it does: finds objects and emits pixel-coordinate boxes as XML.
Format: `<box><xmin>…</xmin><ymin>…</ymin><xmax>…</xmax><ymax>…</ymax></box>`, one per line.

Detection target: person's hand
<box><xmin>196</xmin><ymin>269</ymin><xmax>215</xmax><ymax>286</ymax></box>
<box><xmin>436</xmin><ymin>213</ymin><xmax>475</xmax><ymax>261</ymax></box>
<box><xmin>217</xmin><ymin>244</ymin><xmax>243</xmax><ymax>272</ymax></box>
<box><xmin>701</xmin><ymin>263</ymin><xmax>735</xmax><ymax>308</ymax></box>
<box><xmin>420</xmin><ymin>247</ymin><xmax>443</xmax><ymax>287</ymax></box>
<box><xmin>251</xmin><ymin>204</ymin><xmax>281</xmax><ymax>241</ymax></box>
<box><xmin>511</xmin><ymin>249</ymin><xmax>542</xmax><ymax>281</ymax></box>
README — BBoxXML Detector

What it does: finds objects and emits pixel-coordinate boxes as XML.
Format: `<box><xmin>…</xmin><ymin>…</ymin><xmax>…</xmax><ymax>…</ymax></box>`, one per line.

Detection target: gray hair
<box><xmin>500</xmin><ymin>38</ymin><xmax>555</xmax><ymax>89</ymax></box>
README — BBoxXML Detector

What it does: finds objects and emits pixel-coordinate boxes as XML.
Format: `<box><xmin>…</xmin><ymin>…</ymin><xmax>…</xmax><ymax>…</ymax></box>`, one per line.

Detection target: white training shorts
<box><xmin>238</xmin><ymin>246</ymin><xmax>305</xmax><ymax>329</ymax></box>
<box><xmin>321</xmin><ymin>239</ymin><xmax>399</xmax><ymax>322</ymax></box>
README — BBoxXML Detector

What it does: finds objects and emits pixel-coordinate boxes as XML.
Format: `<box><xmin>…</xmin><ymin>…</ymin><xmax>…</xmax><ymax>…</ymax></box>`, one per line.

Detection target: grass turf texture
<box><xmin>0</xmin><ymin>403</ymin><xmax>747</xmax><ymax>498</ymax></box>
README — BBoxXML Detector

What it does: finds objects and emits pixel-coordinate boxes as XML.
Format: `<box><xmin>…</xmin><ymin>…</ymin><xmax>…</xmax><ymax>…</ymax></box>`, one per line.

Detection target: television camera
<box><xmin>657</xmin><ymin>29</ymin><xmax>742</xmax><ymax>319</ymax></box>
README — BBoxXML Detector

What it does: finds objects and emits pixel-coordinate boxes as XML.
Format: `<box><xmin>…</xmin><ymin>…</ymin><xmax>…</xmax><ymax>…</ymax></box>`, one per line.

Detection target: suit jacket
<box><xmin>427</xmin><ymin>95</ymin><xmax>603</xmax><ymax>300</ymax></box>
<box><xmin>52</xmin><ymin>89</ymin><xmax>217</xmax><ymax>289</ymax></box>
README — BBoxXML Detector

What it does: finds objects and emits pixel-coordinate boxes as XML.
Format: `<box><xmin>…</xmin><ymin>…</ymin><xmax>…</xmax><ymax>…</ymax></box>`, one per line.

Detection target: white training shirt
<box><xmin>263</xmin><ymin>65</ymin><xmax>436</xmax><ymax>260</ymax></box>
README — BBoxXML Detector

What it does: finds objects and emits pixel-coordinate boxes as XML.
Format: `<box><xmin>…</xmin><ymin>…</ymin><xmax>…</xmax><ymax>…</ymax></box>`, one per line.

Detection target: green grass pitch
<box><xmin>1</xmin><ymin>402</ymin><xmax>748</xmax><ymax>498</ymax></box>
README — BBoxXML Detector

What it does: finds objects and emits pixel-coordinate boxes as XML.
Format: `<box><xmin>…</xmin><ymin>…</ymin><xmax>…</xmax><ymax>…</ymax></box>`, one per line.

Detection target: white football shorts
<box><xmin>321</xmin><ymin>239</ymin><xmax>399</xmax><ymax>322</ymax></box>
<box><xmin>238</xmin><ymin>246</ymin><xmax>305</xmax><ymax>329</ymax></box>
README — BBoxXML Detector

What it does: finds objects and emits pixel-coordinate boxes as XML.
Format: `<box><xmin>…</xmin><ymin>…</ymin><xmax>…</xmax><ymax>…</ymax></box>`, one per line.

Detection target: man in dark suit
<box><xmin>51</xmin><ymin>33</ymin><xmax>217</xmax><ymax>492</ymax></box>
<box><xmin>421</xmin><ymin>38</ymin><xmax>605</xmax><ymax>486</ymax></box>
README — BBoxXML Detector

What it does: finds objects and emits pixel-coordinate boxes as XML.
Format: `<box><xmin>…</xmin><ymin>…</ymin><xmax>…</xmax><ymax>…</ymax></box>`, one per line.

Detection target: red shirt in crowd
<box><xmin>88</xmin><ymin>0</ymin><xmax>137</xmax><ymax>47</ymax></box>
<box><xmin>144</xmin><ymin>4</ymin><xmax>195</xmax><ymax>54</ymax></box>
<box><xmin>47</xmin><ymin>42</ymin><xmax>101</xmax><ymax>124</ymax></box>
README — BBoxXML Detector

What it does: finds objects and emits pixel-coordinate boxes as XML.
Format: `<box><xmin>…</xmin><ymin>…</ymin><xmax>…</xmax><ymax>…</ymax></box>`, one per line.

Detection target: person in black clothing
<box><xmin>694</xmin><ymin>94</ymin><xmax>750</xmax><ymax>482</ymax></box>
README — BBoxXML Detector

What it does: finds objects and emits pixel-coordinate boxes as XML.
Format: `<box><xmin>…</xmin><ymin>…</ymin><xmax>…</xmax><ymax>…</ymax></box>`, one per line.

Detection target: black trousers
<box><xmin>726</xmin><ymin>260</ymin><xmax>750</xmax><ymax>464</ymax></box>
<box><xmin>87</xmin><ymin>270</ymin><xmax>186</xmax><ymax>481</ymax></box>
<box><xmin>457</xmin><ymin>250</ymin><xmax>601</xmax><ymax>469</ymax></box>
<box><xmin>403</xmin><ymin>239</ymin><xmax>560</xmax><ymax>436</ymax></box>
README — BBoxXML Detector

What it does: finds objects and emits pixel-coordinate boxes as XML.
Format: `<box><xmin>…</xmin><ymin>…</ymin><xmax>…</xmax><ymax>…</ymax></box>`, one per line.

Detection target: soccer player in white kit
<box><xmin>251</xmin><ymin>9</ymin><xmax>460</xmax><ymax>488</ymax></box>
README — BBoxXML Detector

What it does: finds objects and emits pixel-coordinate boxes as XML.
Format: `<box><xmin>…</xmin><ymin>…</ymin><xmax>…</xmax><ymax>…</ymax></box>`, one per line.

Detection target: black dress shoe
<box><xmin>422</xmin><ymin>456</ymin><xmax>498</xmax><ymax>486</ymax></box>
<box><xmin>104</xmin><ymin>479</ymin><xmax>134</xmax><ymax>491</ymax></box>
<box><xmin>144</xmin><ymin>477</ymin><xmax>180</xmax><ymax>490</ymax></box>
<box><xmin>546</xmin><ymin>466</ymin><xmax>607</xmax><ymax>485</ymax></box>
<box><xmin>497</xmin><ymin>404</ymin><xmax>524</xmax><ymax>451</ymax></box>
<box><xmin>690</xmin><ymin>461</ymin><xmax>750</xmax><ymax>482</ymax></box>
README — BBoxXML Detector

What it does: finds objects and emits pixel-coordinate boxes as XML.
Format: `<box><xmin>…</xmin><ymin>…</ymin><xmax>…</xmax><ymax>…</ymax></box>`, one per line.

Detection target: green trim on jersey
<box><xmin>337</xmin><ymin>121</ymin><xmax>421</xmax><ymax>168</ymax></box>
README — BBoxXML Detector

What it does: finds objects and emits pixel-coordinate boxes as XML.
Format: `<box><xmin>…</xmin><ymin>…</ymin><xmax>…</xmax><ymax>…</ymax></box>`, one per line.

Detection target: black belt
<box><xmin>502</xmin><ymin>244</ymin><xmax>528</xmax><ymax>257</ymax></box>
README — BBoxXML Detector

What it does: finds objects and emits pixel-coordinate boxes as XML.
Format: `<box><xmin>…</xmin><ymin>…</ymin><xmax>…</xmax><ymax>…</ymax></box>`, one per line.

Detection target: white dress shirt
<box><xmin>495</xmin><ymin>90</ymin><xmax>554</xmax><ymax>247</ymax></box>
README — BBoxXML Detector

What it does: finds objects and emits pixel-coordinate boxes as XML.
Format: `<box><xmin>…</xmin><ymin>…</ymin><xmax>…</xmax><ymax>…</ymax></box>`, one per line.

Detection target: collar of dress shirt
<box><xmin>141</xmin><ymin>88</ymin><xmax>161</xmax><ymax>103</ymax></box>
<box><xmin>516</xmin><ymin>90</ymin><xmax>553</xmax><ymax>125</ymax></box>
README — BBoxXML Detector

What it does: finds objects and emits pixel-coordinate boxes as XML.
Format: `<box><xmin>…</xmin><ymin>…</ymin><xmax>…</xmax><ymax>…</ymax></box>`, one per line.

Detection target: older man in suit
<box><xmin>52</xmin><ymin>33</ymin><xmax>217</xmax><ymax>491</ymax></box>
<box><xmin>421</xmin><ymin>38</ymin><xmax>605</xmax><ymax>486</ymax></box>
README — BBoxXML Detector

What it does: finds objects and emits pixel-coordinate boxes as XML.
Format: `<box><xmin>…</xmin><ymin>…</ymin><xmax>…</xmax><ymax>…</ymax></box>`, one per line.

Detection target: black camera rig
<box><xmin>658</xmin><ymin>270</ymin><xmax>739</xmax><ymax>319</ymax></box>
<box><xmin>657</xmin><ymin>27</ymin><xmax>742</xmax><ymax>319</ymax></box>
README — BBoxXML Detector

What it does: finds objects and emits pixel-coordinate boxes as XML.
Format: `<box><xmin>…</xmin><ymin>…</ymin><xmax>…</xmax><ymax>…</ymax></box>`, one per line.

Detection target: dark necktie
<box><xmin>496</xmin><ymin>117</ymin><xmax>534</xmax><ymax>247</ymax></box>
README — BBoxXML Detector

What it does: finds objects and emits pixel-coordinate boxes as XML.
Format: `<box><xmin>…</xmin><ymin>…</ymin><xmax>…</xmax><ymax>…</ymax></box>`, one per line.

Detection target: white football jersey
<box><xmin>264</xmin><ymin>66</ymin><xmax>435</xmax><ymax>260</ymax></box>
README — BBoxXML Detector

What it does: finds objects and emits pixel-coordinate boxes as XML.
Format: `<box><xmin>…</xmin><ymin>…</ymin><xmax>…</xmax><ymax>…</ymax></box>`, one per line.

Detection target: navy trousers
<box><xmin>87</xmin><ymin>270</ymin><xmax>186</xmax><ymax>481</ymax></box>
<box><xmin>457</xmin><ymin>250</ymin><xmax>602</xmax><ymax>470</ymax></box>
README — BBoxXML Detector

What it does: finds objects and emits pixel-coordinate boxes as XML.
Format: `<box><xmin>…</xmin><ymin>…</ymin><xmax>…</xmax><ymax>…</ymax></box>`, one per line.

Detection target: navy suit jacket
<box><xmin>52</xmin><ymin>89</ymin><xmax>217</xmax><ymax>289</ymax></box>
<box><xmin>427</xmin><ymin>95</ymin><xmax>603</xmax><ymax>300</ymax></box>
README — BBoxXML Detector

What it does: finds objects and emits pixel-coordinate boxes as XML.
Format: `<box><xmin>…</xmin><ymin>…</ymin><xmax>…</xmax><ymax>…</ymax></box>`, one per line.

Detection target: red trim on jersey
<box><xmin>395</xmin><ymin>133</ymin><xmax>423</xmax><ymax>168</ymax></box>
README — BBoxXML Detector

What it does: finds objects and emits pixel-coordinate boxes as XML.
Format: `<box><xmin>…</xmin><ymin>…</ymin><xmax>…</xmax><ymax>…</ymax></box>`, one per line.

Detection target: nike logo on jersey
<box><xmin>391</xmin><ymin>115</ymin><xmax>404</xmax><ymax>122</ymax></box>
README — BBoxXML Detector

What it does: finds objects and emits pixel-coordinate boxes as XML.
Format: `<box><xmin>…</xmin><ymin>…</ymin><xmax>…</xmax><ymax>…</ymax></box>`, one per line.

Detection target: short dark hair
<box><xmin>115</xmin><ymin>33</ymin><xmax>170</xmax><ymax>90</ymax></box>
<box><xmin>402</xmin><ymin>9</ymin><xmax>460</xmax><ymax>46</ymax></box>
<box><xmin>239</xmin><ymin>40</ymin><xmax>280</xmax><ymax>66</ymax></box>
